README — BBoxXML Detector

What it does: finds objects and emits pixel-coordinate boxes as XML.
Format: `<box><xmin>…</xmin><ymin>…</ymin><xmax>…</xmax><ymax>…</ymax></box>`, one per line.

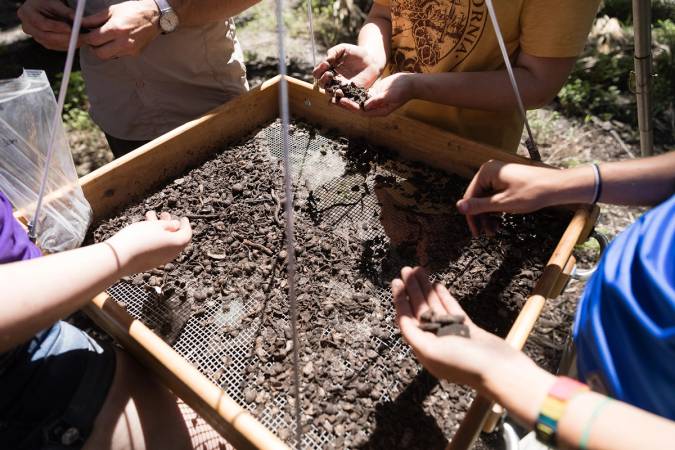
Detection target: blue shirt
<box><xmin>574</xmin><ymin>194</ymin><xmax>675</xmax><ymax>419</ymax></box>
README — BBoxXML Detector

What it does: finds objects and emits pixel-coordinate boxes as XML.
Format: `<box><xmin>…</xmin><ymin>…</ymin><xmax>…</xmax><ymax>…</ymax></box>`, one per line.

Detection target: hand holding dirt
<box><xmin>392</xmin><ymin>266</ymin><xmax>531</xmax><ymax>390</ymax></box>
<box><xmin>418</xmin><ymin>310</ymin><xmax>470</xmax><ymax>338</ymax></box>
<box><xmin>313</xmin><ymin>43</ymin><xmax>382</xmax><ymax>89</ymax></box>
<box><xmin>323</xmin><ymin>71</ymin><xmax>371</xmax><ymax>110</ymax></box>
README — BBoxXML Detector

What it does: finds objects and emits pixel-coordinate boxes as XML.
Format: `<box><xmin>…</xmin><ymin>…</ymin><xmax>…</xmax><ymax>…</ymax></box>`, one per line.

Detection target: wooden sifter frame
<box><xmin>56</xmin><ymin>76</ymin><xmax>597</xmax><ymax>449</ymax></box>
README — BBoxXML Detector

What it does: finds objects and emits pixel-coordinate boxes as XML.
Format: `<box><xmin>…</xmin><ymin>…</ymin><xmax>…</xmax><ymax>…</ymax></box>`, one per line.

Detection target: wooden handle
<box><xmin>84</xmin><ymin>293</ymin><xmax>289</xmax><ymax>450</ymax></box>
<box><xmin>447</xmin><ymin>206</ymin><xmax>593</xmax><ymax>450</ymax></box>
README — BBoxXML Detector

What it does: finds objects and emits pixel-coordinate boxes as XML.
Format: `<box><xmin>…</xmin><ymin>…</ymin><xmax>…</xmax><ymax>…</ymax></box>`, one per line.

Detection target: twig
<box><xmin>242</xmin><ymin>239</ymin><xmax>275</xmax><ymax>256</ymax></box>
<box><xmin>609</xmin><ymin>129</ymin><xmax>636</xmax><ymax>159</ymax></box>
<box><xmin>270</xmin><ymin>188</ymin><xmax>282</xmax><ymax>227</ymax></box>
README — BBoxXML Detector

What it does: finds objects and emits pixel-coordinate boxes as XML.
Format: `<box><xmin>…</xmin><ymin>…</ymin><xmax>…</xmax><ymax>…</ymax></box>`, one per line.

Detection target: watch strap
<box><xmin>154</xmin><ymin>0</ymin><xmax>172</xmax><ymax>13</ymax></box>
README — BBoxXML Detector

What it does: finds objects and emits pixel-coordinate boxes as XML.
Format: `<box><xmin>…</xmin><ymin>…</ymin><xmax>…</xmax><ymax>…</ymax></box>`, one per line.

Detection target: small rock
<box><xmin>232</xmin><ymin>183</ymin><xmax>245</xmax><ymax>195</ymax></box>
<box><xmin>243</xmin><ymin>388</ymin><xmax>257</xmax><ymax>403</ymax></box>
<box><xmin>303</xmin><ymin>361</ymin><xmax>314</xmax><ymax>377</ymax></box>
<box><xmin>193</xmin><ymin>290</ymin><xmax>207</xmax><ymax>302</ymax></box>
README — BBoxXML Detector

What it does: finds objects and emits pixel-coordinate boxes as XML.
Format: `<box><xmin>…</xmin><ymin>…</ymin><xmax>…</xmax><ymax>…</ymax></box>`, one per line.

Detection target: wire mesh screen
<box><xmin>102</xmin><ymin>120</ymin><xmax>562</xmax><ymax>449</ymax></box>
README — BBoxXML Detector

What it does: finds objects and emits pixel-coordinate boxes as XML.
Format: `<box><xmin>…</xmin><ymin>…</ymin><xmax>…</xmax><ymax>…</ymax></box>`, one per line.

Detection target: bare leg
<box><xmin>84</xmin><ymin>349</ymin><xmax>232</xmax><ymax>450</ymax></box>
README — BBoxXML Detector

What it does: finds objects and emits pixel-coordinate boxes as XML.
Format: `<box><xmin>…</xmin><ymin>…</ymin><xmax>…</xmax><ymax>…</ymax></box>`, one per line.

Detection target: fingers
<box><xmin>362</xmin><ymin>96</ymin><xmax>392</xmax><ymax>116</ymax></box>
<box><xmin>412</xmin><ymin>267</ymin><xmax>446</xmax><ymax>314</ymax></box>
<box><xmin>32</xmin><ymin>13</ymin><xmax>72</xmax><ymax>34</ymax></box>
<box><xmin>46</xmin><ymin>0</ymin><xmax>76</xmax><ymax>21</ymax></box>
<box><xmin>336</xmin><ymin>97</ymin><xmax>361</xmax><ymax>112</ymax></box>
<box><xmin>312</xmin><ymin>60</ymin><xmax>332</xmax><ymax>81</ymax></box>
<box><xmin>159</xmin><ymin>212</ymin><xmax>172</xmax><ymax>221</ymax></box>
<box><xmin>392</xmin><ymin>278</ymin><xmax>432</xmax><ymax>347</ymax></box>
<box><xmin>318</xmin><ymin>70</ymin><xmax>335</xmax><ymax>89</ymax></box>
<box><xmin>174</xmin><ymin>217</ymin><xmax>193</xmax><ymax>243</ymax></box>
<box><xmin>400</xmin><ymin>266</ymin><xmax>429</xmax><ymax>319</ymax></box>
<box><xmin>325</xmin><ymin>44</ymin><xmax>348</xmax><ymax>68</ymax></box>
<box><xmin>463</xmin><ymin>213</ymin><xmax>480</xmax><ymax>238</ymax></box>
<box><xmin>88</xmin><ymin>39</ymin><xmax>128</xmax><ymax>60</ymax></box>
<box><xmin>80</xmin><ymin>8</ymin><xmax>112</xmax><ymax>29</ymax></box>
<box><xmin>145</xmin><ymin>210</ymin><xmax>158</xmax><ymax>221</ymax></box>
<box><xmin>81</xmin><ymin>23</ymin><xmax>116</xmax><ymax>48</ymax></box>
<box><xmin>456</xmin><ymin>195</ymin><xmax>502</xmax><ymax>216</ymax></box>
<box><xmin>314</xmin><ymin>45</ymin><xmax>347</xmax><ymax>81</ymax></box>
<box><xmin>432</xmin><ymin>283</ymin><xmax>468</xmax><ymax>320</ymax></box>
<box><xmin>20</xmin><ymin>15</ymin><xmax>73</xmax><ymax>50</ymax></box>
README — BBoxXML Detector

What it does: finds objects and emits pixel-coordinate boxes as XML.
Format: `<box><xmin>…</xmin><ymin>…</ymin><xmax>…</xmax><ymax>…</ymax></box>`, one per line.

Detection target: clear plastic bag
<box><xmin>0</xmin><ymin>70</ymin><xmax>92</xmax><ymax>252</ymax></box>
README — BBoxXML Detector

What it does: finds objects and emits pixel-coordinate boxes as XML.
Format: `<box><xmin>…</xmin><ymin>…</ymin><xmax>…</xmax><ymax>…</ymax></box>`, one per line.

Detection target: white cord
<box><xmin>29</xmin><ymin>0</ymin><xmax>88</xmax><ymax>242</ymax></box>
<box><xmin>306</xmin><ymin>0</ymin><xmax>317</xmax><ymax>68</ymax></box>
<box><xmin>484</xmin><ymin>0</ymin><xmax>541</xmax><ymax>161</ymax></box>
<box><xmin>275</xmin><ymin>0</ymin><xmax>303</xmax><ymax>447</ymax></box>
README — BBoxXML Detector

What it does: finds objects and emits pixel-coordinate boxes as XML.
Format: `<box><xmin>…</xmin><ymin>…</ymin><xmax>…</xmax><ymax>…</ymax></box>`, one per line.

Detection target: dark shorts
<box><xmin>0</xmin><ymin>321</ymin><xmax>116</xmax><ymax>450</ymax></box>
<box><xmin>104</xmin><ymin>133</ymin><xmax>150</xmax><ymax>159</ymax></box>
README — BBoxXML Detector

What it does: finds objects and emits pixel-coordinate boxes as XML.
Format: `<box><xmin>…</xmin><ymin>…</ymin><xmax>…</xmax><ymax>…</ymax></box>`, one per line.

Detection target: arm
<box><xmin>363</xmin><ymin>52</ymin><xmax>576</xmax><ymax>116</ymax></box>
<box><xmin>356</xmin><ymin>2</ymin><xmax>392</xmax><ymax>74</ymax></box>
<box><xmin>80</xmin><ymin>0</ymin><xmax>260</xmax><ymax>60</ymax></box>
<box><xmin>457</xmin><ymin>153</ymin><xmax>675</xmax><ymax>236</ymax></box>
<box><xmin>312</xmin><ymin>4</ymin><xmax>391</xmax><ymax>107</ymax></box>
<box><xmin>392</xmin><ymin>267</ymin><xmax>675</xmax><ymax>450</ymax></box>
<box><xmin>0</xmin><ymin>212</ymin><xmax>192</xmax><ymax>353</ymax></box>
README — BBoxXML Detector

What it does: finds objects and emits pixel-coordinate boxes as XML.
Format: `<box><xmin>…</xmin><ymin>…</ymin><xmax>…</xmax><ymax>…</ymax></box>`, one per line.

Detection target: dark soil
<box><xmin>419</xmin><ymin>311</ymin><xmax>470</xmax><ymax>338</ymax></box>
<box><xmin>91</xmin><ymin>121</ymin><xmax>569</xmax><ymax>449</ymax></box>
<box><xmin>324</xmin><ymin>71</ymin><xmax>370</xmax><ymax>109</ymax></box>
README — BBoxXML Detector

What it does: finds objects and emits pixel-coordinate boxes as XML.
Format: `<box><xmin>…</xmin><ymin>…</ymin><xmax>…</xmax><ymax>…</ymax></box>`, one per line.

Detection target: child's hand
<box><xmin>106</xmin><ymin>211</ymin><xmax>192</xmax><ymax>276</ymax></box>
<box><xmin>392</xmin><ymin>266</ymin><xmax>528</xmax><ymax>391</ymax></box>
<box><xmin>456</xmin><ymin>160</ymin><xmax>561</xmax><ymax>237</ymax></box>
<box><xmin>314</xmin><ymin>44</ymin><xmax>381</xmax><ymax>92</ymax></box>
<box><xmin>363</xmin><ymin>72</ymin><xmax>415</xmax><ymax>116</ymax></box>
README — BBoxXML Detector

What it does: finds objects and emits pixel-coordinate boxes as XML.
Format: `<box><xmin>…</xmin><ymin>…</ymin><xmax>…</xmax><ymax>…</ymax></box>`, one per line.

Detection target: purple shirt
<box><xmin>0</xmin><ymin>191</ymin><xmax>41</xmax><ymax>263</ymax></box>
<box><xmin>0</xmin><ymin>191</ymin><xmax>42</xmax><ymax>370</ymax></box>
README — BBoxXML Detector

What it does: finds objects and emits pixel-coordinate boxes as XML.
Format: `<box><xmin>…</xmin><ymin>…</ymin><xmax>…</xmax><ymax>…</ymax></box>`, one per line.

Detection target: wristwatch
<box><xmin>153</xmin><ymin>0</ymin><xmax>179</xmax><ymax>34</ymax></box>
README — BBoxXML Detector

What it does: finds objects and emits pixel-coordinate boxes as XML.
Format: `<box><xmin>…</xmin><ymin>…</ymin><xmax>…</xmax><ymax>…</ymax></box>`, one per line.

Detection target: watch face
<box><xmin>160</xmin><ymin>11</ymin><xmax>179</xmax><ymax>33</ymax></box>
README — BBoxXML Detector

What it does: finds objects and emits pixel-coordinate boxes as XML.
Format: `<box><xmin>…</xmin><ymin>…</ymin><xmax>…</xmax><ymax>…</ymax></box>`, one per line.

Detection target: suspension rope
<box><xmin>484</xmin><ymin>0</ymin><xmax>541</xmax><ymax>161</ymax></box>
<box><xmin>275</xmin><ymin>0</ymin><xmax>303</xmax><ymax>447</ymax></box>
<box><xmin>29</xmin><ymin>0</ymin><xmax>87</xmax><ymax>242</ymax></box>
<box><xmin>306</xmin><ymin>0</ymin><xmax>317</xmax><ymax>69</ymax></box>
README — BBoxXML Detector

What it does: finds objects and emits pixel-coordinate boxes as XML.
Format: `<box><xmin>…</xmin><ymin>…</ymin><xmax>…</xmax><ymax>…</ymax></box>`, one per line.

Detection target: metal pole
<box><xmin>632</xmin><ymin>0</ymin><xmax>654</xmax><ymax>157</ymax></box>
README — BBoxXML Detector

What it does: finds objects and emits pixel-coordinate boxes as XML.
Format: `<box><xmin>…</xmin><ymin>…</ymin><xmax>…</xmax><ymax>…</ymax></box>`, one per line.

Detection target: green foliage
<box><xmin>298</xmin><ymin>0</ymin><xmax>373</xmax><ymax>47</ymax></box>
<box><xmin>559</xmin><ymin>18</ymin><xmax>675</xmax><ymax>144</ymax></box>
<box><xmin>52</xmin><ymin>71</ymin><xmax>96</xmax><ymax>131</ymax></box>
<box><xmin>601</xmin><ymin>0</ymin><xmax>675</xmax><ymax>24</ymax></box>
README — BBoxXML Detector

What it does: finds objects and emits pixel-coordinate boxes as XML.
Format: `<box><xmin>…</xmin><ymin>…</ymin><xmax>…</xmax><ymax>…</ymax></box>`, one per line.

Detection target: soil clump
<box><xmin>324</xmin><ymin>69</ymin><xmax>370</xmax><ymax>108</ymax></box>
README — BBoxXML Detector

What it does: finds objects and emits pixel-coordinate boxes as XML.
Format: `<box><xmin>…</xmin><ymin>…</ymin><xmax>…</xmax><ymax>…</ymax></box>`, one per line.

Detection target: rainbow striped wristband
<box><xmin>535</xmin><ymin>376</ymin><xmax>589</xmax><ymax>446</ymax></box>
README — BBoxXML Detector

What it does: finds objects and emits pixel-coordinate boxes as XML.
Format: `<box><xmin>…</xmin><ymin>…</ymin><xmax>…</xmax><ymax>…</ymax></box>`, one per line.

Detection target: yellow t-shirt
<box><xmin>373</xmin><ymin>0</ymin><xmax>600</xmax><ymax>152</ymax></box>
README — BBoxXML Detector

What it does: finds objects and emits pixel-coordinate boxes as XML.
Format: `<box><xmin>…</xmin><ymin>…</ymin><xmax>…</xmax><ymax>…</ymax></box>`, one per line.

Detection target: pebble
<box><xmin>243</xmin><ymin>388</ymin><xmax>257</xmax><ymax>403</ymax></box>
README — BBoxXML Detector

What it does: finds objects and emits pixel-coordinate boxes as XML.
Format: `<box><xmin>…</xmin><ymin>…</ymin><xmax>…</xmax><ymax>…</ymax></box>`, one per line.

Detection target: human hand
<box><xmin>105</xmin><ymin>211</ymin><xmax>192</xmax><ymax>276</ymax></box>
<box><xmin>362</xmin><ymin>72</ymin><xmax>415</xmax><ymax>116</ymax></box>
<box><xmin>313</xmin><ymin>44</ymin><xmax>382</xmax><ymax>110</ymax></box>
<box><xmin>456</xmin><ymin>160</ymin><xmax>562</xmax><ymax>237</ymax></box>
<box><xmin>80</xmin><ymin>0</ymin><xmax>160</xmax><ymax>60</ymax></box>
<box><xmin>17</xmin><ymin>0</ymin><xmax>78</xmax><ymax>51</ymax></box>
<box><xmin>392</xmin><ymin>266</ymin><xmax>528</xmax><ymax>390</ymax></box>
